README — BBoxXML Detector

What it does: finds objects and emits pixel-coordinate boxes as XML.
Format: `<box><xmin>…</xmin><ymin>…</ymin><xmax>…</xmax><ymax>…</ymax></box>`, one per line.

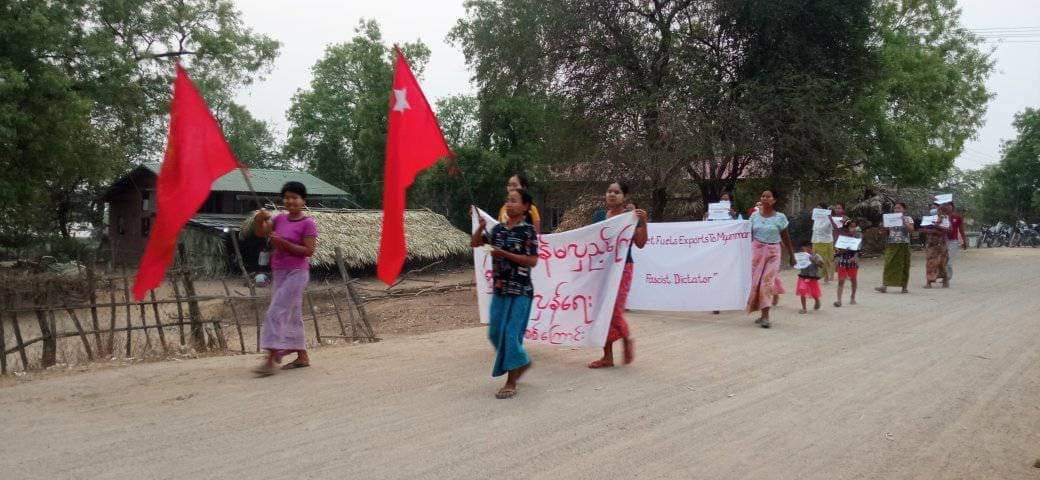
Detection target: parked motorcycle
<box><xmin>1014</xmin><ymin>220</ymin><xmax>1039</xmax><ymax>248</ymax></box>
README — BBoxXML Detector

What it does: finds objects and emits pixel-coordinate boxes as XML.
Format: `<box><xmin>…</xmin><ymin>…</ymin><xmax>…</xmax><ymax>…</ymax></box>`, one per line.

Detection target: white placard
<box><xmin>628</xmin><ymin>220</ymin><xmax>752</xmax><ymax>312</ymax></box>
<box><xmin>883</xmin><ymin>213</ymin><xmax>905</xmax><ymax>228</ymax></box>
<box><xmin>794</xmin><ymin>252</ymin><xmax>812</xmax><ymax>270</ymax></box>
<box><xmin>812</xmin><ymin>208</ymin><xmax>832</xmax><ymax>219</ymax></box>
<box><xmin>934</xmin><ymin>193</ymin><xmax>953</xmax><ymax>204</ymax></box>
<box><xmin>472</xmin><ymin>208</ymin><xmax>637</xmax><ymax>347</ymax></box>
<box><xmin>921</xmin><ymin>215</ymin><xmax>937</xmax><ymax>227</ymax></box>
<box><xmin>832</xmin><ymin>216</ymin><xmax>845</xmax><ymax>228</ymax></box>
<box><xmin>707</xmin><ymin>202</ymin><xmax>732</xmax><ymax>220</ymax></box>
<box><xmin>835</xmin><ymin>235</ymin><xmax>862</xmax><ymax>251</ymax></box>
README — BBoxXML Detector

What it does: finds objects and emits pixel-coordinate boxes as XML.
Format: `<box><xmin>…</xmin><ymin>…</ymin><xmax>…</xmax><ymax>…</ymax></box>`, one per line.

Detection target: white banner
<box><xmin>472</xmin><ymin>208</ymin><xmax>637</xmax><ymax>348</ymax></box>
<box><xmin>628</xmin><ymin>220</ymin><xmax>752</xmax><ymax>311</ymax></box>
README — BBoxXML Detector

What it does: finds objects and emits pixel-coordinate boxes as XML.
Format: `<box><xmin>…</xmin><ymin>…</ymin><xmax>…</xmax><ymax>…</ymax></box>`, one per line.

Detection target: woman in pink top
<box><xmin>252</xmin><ymin>181</ymin><xmax>318</xmax><ymax>376</ymax></box>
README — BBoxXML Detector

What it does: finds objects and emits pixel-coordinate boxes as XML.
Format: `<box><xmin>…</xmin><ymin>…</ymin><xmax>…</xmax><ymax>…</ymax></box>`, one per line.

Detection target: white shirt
<box><xmin>811</xmin><ymin>216</ymin><xmax>834</xmax><ymax>244</ymax></box>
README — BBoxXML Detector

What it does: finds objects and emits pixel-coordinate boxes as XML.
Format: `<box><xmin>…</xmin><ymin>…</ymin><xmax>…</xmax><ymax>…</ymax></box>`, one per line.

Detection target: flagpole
<box><xmin>237</xmin><ymin>166</ymin><xmax>267</xmax><ymax>211</ymax></box>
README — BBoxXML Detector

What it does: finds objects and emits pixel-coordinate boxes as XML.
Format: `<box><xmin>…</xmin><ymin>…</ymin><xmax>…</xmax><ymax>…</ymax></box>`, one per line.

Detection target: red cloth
<box><xmin>132</xmin><ymin>65</ymin><xmax>239</xmax><ymax>300</ymax></box>
<box><xmin>837</xmin><ymin>266</ymin><xmax>859</xmax><ymax>281</ymax></box>
<box><xmin>377</xmin><ymin>48</ymin><xmax>452</xmax><ymax>285</ymax></box>
<box><xmin>796</xmin><ymin>277</ymin><xmax>821</xmax><ymax>299</ymax></box>
<box><xmin>607</xmin><ymin>263</ymin><xmax>634</xmax><ymax>343</ymax></box>
<box><xmin>946</xmin><ymin>214</ymin><xmax>963</xmax><ymax>240</ymax></box>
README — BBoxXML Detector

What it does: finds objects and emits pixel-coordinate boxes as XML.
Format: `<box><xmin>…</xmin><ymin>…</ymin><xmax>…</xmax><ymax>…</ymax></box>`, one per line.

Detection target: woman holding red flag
<box><xmin>252</xmin><ymin>182</ymin><xmax>319</xmax><ymax>376</ymax></box>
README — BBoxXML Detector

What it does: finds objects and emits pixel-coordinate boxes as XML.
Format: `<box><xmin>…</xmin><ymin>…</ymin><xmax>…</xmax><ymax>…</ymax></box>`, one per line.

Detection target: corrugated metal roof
<box><xmin>187</xmin><ymin>213</ymin><xmax>245</xmax><ymax>232</ymax></box>
<box><xmin>142</xmin><ymin>163</ymin><xmax>348</xmax><ymax>196</ymax></box>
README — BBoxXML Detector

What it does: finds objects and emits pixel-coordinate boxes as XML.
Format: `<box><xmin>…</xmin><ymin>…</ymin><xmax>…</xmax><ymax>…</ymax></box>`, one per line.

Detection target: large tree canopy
<box><xmin>284</xmin><ymin>20</ymin><xmax>429</xmax><ymax>207</ymax></box>
<box><xmin>0</xmin><ymin>0</ymin><xmax>279</xmax><ymax>243</ymax></box>
<box><xmin>450</xmin><ymin>0</ymin><xmax>992</xmax><ymax>217</ymax></box>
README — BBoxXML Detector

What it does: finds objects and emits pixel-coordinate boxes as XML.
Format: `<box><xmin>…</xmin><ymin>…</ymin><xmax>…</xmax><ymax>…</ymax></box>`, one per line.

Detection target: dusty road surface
<box><xmin>2</xmin><ymin>248</ymin><xmax>1040</xmax><ymax>479</ymax></box>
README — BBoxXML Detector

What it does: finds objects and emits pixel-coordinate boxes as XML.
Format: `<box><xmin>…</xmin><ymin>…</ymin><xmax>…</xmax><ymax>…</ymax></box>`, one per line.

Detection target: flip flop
<box><xmin>253</xmin><ymin>364</ymin><xmax>276</xmax><ymax>377</ymax></box>
<box><xmin>495</xmin><ymin>387</ymin><xmax>517</xmax><ymax>399</ymax></box>
<box><xmin>587</xmin><ymin>359</ymin><xmax>614</xmax><ymax>369</ymax></box>
<box><xmin>280</xmin><ymin>361</ymin><xmax>310</xmax><ymax>370</ymax></box>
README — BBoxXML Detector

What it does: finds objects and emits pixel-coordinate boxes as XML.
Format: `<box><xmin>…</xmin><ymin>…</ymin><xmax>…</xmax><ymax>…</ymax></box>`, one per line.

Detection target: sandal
<box><xmin>281</xmin><ymin>361</ymin><xmax>310</xmax><ymax>370</ymax></box>
<box><xmin>833</xmin><ymin>301</ymin><xmax>842</xmax><ymax>307</ymax></box>
<box><xmin>587</xmin><ymin>359</ymin><xmax>614</xmax><ymax>369</ymax></box>
<box><xmin>874</xmin><ymin>287</ymin><xmax>887</xmax><ymax>293</ymax></box>
<box><xmin>495</xmin><ymin>387</ymin><xmax>517</xmax><ymax>399</ymax></box>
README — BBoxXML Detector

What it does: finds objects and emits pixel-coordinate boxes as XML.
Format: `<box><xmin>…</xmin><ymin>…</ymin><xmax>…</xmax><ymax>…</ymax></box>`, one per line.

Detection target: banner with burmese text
<box><xmin>628</xmin><ymin>220</ymin><xmax>752</xmax><ymax>311</ymax></box>
<box><xmin>472</xmin><ymin>208</ymin><xmax>637</xmax><ymax>348</ymax></box>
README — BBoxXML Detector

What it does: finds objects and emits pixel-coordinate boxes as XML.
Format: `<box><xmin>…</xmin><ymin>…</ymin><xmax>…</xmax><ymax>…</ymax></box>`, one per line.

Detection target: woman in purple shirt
<box><xmin>252</xmin><ymin>181</ymin><xmax>318</xmax><ymax>376</ymax></box>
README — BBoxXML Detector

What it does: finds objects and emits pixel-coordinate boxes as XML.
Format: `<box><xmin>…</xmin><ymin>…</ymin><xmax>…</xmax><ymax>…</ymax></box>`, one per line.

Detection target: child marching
<box><xmin>795</xmin><ymin>242</ymin><xmax>824</xmax><ymax>314</ymax></box>
<box><xmin>471</xmin><ymin>189</ymin><xmax>539</xmax><ymax>399</ymax></box>
<box><xmin>833</xmin><ymin>219</ymin><xmax>861</xmax><ymax>307</ymax></box>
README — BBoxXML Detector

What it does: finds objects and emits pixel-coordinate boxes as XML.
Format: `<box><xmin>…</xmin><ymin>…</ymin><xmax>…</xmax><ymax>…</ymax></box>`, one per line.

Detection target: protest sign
<box><xmin>835</xmin><ymin>235</ymin><xmax>862</xmax><ymax>251</ymax></box>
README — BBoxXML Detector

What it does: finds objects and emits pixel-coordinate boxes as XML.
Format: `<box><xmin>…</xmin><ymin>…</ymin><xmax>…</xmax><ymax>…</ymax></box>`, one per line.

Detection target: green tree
<box><xmin>0</xmin><ymin>0</ymin><xmax>279</xmax><ymax>243</ymax></box>
<box><xmin>218</xmin><ymin>103</ymin><xmax>285</xmax><ymax>169</ymax></box>
<box><xmin>857</xmin><ymin>0</ymin><xmax>993</xmax><ymax>187</ymax></box>
<box><xmin>284</xmin><ymin>20</ymin><xmax>429</xmax><ymax>207</ymax></box>
<box><xmin>452</xmin><ymin>0</ymin><xmax>878</xmax><ymax>217</ymax></box>
<box><xmin>977</xmin><ymin>108</ymin><xmax>1040</xmax><ymax>222</ymax></box>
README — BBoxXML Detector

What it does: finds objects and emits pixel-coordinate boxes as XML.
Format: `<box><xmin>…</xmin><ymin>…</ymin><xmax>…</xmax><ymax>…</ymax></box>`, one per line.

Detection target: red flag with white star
<box><xmin>377</xmin><ymin>48</ymin><xmax>452</xmax><ymax>285</ymax></box>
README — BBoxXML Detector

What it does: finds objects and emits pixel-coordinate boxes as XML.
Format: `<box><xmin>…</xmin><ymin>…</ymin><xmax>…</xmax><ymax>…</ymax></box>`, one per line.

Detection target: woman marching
<box><xmin>747</xmin><ymin>189</ymin><xmax>796</xmax><ymax>328</ymax></box>
<box><xmin>588</xmin><ymin>181</ymin><xmax>648</xmax><ymax>368</ymax></box>
<box><xmin>923</xmin><ymin>202</ymin><xmax>951</xmax><ymax>289</ymax></box>
<box><xmin>472</xmin><ymin>189</ymin><xmax>539</xmax><ymax>399</ymax></box>
<box><xmin>498</xmin><ymin>173</ymin><xmax>542</xmax><ymax>234</ymax></box>
<box><xmin>876</xmin><ymin>202</ymin><xmax>915</xmax><ymax>294</ymax></box>
<box><xmin>252</xmin><ymin>181</ymin><xmax>319</xmax><ymax>376</ymax></box>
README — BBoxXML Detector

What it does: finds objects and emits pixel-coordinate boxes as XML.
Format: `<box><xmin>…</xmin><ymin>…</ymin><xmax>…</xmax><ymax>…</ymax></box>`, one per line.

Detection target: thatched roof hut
<box><xmin>238</xmin><ymin>208</ymin><xmax>471</xmax><ymax>269</ymax></box>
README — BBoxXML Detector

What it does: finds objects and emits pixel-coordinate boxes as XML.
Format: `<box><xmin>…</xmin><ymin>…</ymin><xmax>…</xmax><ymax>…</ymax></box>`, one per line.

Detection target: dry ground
<box><xmin>2</xmin><ymin>248</ymin><xmax>1039</xmax><ymax>479</ymax></box>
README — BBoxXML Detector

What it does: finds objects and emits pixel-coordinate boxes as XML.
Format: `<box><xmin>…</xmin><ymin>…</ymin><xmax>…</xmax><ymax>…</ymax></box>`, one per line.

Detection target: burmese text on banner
<box><xmin>472</xmin><ymin>208</ymin><xmax>637</xmax><ymax>348</ymax></box>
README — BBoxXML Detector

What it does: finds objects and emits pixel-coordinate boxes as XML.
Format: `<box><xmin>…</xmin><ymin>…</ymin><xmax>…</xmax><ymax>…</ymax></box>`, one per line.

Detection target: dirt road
<box><xmin>2</xmin><ymin>248</ymin><xmax>1039</xmax><ymax>479</ymax></box>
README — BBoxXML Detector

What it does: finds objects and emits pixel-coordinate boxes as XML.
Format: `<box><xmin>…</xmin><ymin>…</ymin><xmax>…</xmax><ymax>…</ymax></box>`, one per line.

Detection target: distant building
<box><xmin>100</xmin><ymin>163</ymin><xmax>351</xmax><ymax>265</ymax></box>
<box><xmin>99</xmin><ymin>163</ymin><xmax>470</xmax><ymax>276</ymax></box>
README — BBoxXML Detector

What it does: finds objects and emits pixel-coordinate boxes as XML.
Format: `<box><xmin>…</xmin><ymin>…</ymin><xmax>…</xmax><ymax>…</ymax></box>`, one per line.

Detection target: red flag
<box><xmin>132</xmin><ymin>64</ymin><xmax>240</xmax><ymax>300</ymax></box>
<box><xmin>377</xmin><ymin>49</ymin><xmax>452</xmax><ymax>285</ymax></box>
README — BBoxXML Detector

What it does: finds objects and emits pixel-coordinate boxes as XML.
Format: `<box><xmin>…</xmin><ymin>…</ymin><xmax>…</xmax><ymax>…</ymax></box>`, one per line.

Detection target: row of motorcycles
<box><xmin>977</xmin><ymin>220</ymin><xmax>1040</xmax><ymax>248</ymax></box>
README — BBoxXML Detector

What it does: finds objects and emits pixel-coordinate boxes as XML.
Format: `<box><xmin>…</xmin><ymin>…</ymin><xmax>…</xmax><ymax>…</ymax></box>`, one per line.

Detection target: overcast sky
<box><xmin>233</xmin><ymin>0</ymin><xmax>1040</xmax><ymax>171</ymax></box>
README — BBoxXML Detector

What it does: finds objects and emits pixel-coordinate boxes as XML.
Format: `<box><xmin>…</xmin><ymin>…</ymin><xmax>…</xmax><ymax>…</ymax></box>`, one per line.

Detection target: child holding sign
<box><xmin>795</xmin><ymin>242</ymin><xmax>823</xmax><ymax>314</ymax></box>
<box><xmin>833</xmin><ymin>219</ymin><xmax>862</xmax><ymax>307</ymax></box>
<box><xmin>471</xmin><ymin>189</ymin><xmax>539</xmax><ymax>399</ymax></box>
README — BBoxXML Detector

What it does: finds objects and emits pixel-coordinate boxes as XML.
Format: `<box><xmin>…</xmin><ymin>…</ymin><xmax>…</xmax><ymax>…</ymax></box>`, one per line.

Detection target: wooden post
<box><xmin>107</xmin><ymin>283</ymin><xmax>117</xmax><ymax>356</ymax></box>
<box><xmin>228</xmin><ymin>231</ymin><xmax>263</xmax><ymax>350</ymax></box>
<box><xmin>305</xmin><ymin>291</ymin><xmax>322</xmax><ymax>345</ymax></box>
<box><xmin>148</xmin><ymin>290</ymin><xmax>169</xmax><ymax>353</ymax></box>
<box><xmin>335</xmin><ymin>247</ymin><xmax>375</xmax><ymax>340</ymax></box>
<box><xmin>138</xmin><ymin>295</ymin><xmax>152</xmax><ymax>351</ymax></box>
<box><xmin>170</xmin><ymin>275</ymin><xmax>186</xmax><ymax>346</ymax></box>
<box><xmin>229</xmin><ymin>231</ymin><xmax>256</xmax><ymax>296</ymax></box>
<box><xmin>86</xmin><ymin>256</ymin><xmax>102</xmax><ymax>356</ymax></box>
<box><xmin>10</xmin><ymin>313</ymin><xmax>28</xmax><ymax>370</ymax></box>
<box><xmin>0</xmin><ymin>312</ymin><xmax>7</xmax><ymax>375</ymax></box>
<box><xmin>122</xmin><ymin>276</ymin><xmax>133</xmax><ymax>357</ymax></box>
<box><xmin>177</xmin><ymin>243</ymin><xmax>206</xmax><ymax>350</ymax></box>
<box><xmin>325</xmin><ymin>281</ymin><xmax>348</xmax><ymax>337</ymax></box>
<box><xmin>64</xmin><ymin>306</ymin><xmax>94</xmax><ymax>361</ymax></box>
<box><xmin>221</xmin><ymin>280</ymin><xmax>247</xmax><ymax>354</ymax></box>
<box><xmin>35</xmin><ymin>307</ymin><xmax>56</xmax><ymax>368</ymax></box>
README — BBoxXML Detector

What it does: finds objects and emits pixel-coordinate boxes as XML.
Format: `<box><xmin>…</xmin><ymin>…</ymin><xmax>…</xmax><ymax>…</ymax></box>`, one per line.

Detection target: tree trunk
<box><xmin>650</xmin><ymin>187</ymin><xmax>669</xmax><ymax>221</ymax></box>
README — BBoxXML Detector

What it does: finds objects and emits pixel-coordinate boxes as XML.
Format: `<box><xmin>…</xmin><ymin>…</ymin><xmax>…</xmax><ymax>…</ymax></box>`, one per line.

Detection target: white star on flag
<box><xmin>392</xmin><ymin>88</ymin><xmax>410</xmax><ymax>112</ymax></box>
